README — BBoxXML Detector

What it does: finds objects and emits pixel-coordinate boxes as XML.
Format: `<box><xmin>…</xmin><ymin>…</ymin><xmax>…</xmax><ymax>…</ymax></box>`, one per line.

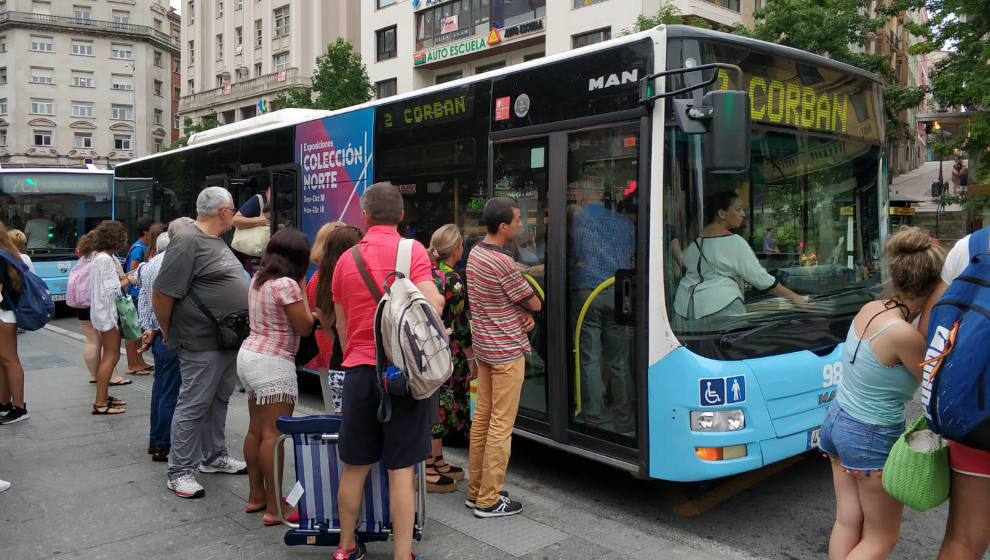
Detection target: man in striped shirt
<box><xmin>465</xmin><ymin>197</ymin><xmax>542</xmax><ymax>518</ymax></box>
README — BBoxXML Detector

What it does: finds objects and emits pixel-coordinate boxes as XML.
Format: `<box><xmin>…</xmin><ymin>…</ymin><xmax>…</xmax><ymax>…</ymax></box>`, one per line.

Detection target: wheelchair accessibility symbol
<box><xmin>699</xmin><ymin>375</ymin><xmax>746</xmax><ymax>407</ymax></box>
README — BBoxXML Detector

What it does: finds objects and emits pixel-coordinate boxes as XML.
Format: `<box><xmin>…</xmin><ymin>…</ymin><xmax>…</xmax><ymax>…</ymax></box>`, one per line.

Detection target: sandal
<box><xmin>109</xmin><ymin>377</ymin><xmax>132</xmax><ymax>386</ymax></box>
<box><xmin>424</xmin><ymin>466</ymin><xmax>457</xmax><ymax>493</ymax></box>
<box><xmin>92</xmin><ymin>403</ymin><xmax>126</xmax><ymax>415</ymax></box>
<box><xmin>151</xmin><ymin>448</ymin><xmax>169</xmax><ymax>462</ymax></box>
<box><xmin>126</xmin><ymin>366</ymin><xmax>154</xmax><ymax>375</ymax></box>
<box><xmin>107</xmin><ymin>395</ymin><xmax>127</xmax><ymax>407</ymax></box>
<box><xmin>428</xmin><ymin>455</ymin><xmax>464</xmax><ymax>481</ymax></box>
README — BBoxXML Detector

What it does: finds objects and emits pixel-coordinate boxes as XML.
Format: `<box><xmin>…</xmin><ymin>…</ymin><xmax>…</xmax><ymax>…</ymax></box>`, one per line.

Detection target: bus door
<box><xmin>269</xmin><ymin>164</ymin><xmax>300</xmax><ymax>232</ymax></box>
<box><xmin>114</xmin><ymin>177</ymin><xmax>158</xmax><ymax>242</ymax></box>
<box><xmin>493</xmin><ymin>121</ymin><xmax>643</xmax><ymax>462</ymax></box>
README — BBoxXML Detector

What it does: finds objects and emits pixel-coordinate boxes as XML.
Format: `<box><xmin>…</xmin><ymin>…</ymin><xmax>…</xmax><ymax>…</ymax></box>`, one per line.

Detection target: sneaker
<box><xmin>0</xmin><ymin>405</ymin><xmax>28</xmax><ymax>425</ymax></box>
<box><xmin>0</xmin><ymin>402</ymin><xmax>11</xmax><ymax>417</ymax></box>
<box><xmin>465</xmin><ymin>490</ymin><xmax>509</xmax><ymax>509</ymax></box>
<box><xmin>332</xmin><ymin>542</ymin><xmax>366</xmax><ymax>560</ymax></box>
<box><xmin>199</xmin><ymin>454</ymin><xmax>247</xmax><ymax>474</ymax></box>
<box><xmin>166</xmin><ymin>474</ymin><xmax>205</xmax><ymax>498</ymax></box>
<box><xmin>0</xmin><ymin>479</ymin><xmax>10</xmax><ymax>493</ymax></box>
<box><xmin>473</xmin><ymin>494</ymin><xmax>523</xmax><ymax>518</ymax></box>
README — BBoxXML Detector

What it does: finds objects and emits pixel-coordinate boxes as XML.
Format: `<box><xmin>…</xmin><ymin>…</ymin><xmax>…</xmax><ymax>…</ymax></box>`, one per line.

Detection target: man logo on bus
<box><xmin>588</xmin><ymin>70</ymin><xmax>639</xmax><ymax>92</ymax></box>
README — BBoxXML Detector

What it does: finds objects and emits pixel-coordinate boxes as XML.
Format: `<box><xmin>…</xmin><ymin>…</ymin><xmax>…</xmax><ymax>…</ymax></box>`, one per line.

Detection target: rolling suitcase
<box><xmin>273</xmin><ymin>413</ymin><xmax>426</xmax><ymax>547</ymax></box>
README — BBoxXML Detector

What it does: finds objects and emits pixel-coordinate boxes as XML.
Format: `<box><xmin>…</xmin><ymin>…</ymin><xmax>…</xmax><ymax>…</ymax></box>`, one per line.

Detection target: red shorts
<box><xmin>949</xmin><ymin>440</ymin><xmax>990</xmax><ymax>478</ymax></box>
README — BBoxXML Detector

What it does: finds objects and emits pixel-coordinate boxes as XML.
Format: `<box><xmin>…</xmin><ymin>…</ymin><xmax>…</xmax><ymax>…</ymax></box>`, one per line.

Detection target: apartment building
<box><xmin>169</xmin><ymin>6</ymin><xmax>181</xmax><ymax>143</ymax></box>
<box><xmin>0</xmin><ymin>0</ymin><xmax>180</xmax><ymax>167</ymax></box>
<box><xmin>178</xmin><ymin>0</ymin><xmax>360</xmax><ymax>126</ymax></box>
<box><xmin>362</xmin><ymin>0</ymin><xmax>756</xmax><ymax>97</ymax></box>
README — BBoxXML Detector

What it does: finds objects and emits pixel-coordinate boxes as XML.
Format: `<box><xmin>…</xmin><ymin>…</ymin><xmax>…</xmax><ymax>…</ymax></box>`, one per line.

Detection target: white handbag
<box><xmin>230</xmin><ymin>194</ymin><xmax>270</xmax><ymax>257</ymax></box>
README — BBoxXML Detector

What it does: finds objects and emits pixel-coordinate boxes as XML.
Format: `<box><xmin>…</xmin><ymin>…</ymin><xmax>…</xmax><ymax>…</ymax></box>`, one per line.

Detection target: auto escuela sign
<box><xmin>413</xmin><ymin>18</ymin><xmax>544</xmax><ymax>66</ymax></box>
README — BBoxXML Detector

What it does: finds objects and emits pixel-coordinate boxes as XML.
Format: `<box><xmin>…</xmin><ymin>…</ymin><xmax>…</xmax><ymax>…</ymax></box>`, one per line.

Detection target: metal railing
<box><xmin>0</xmin><ymin>10</ymin><xmax>180</xmax><ymax>52</ymax></box>
<box><xmin>179</xmin><ymin>67</ymin><xmax>309</xmax><ymax>112</ymax></box>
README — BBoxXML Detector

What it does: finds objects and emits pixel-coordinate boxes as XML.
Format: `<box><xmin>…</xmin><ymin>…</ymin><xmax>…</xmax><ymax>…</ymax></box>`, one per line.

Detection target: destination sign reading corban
<box><xmin>379</xmin><ymin>87</ymin><xmax>474</xmax><ymax>130</ymax></box>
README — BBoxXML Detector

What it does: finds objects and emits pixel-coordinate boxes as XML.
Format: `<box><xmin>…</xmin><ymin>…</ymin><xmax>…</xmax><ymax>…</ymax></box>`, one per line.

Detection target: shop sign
<box><xmin>501</xmin><ymin>18</ymin><xmax>544</xmax><ymax>41</ymax></box>
<box><xmin>414</xmin><ymin>36</ymin><xmax>487</xmax><ymax>65</ymax></box>
<box><xmin>412</xmin><ymin>0</ymin><xmax>452</xmax><ymax>10</ymax></box>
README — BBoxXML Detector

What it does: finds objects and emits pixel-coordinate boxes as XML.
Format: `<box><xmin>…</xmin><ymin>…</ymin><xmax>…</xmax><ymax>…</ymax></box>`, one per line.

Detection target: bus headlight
<box><xmin>690</xmin><ymin>409</ymin><xmax>745</xmax><ymax>432</ymax></box>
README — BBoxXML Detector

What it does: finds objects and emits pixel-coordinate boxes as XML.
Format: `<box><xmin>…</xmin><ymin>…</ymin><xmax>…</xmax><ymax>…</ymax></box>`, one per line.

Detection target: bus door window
<box><xmin>566</xmin><ymin>123</ymin><xmax>639</xmax><ymax>443</ymax></box>
<box><xmin>492</xmin><ymin>138</ymin><xmax>549</xmax><ymax>420</ymax></box>
<box><xmin>270</xmin><ymin>167</ymin><xmax>299</xmax><ymax>231</ymax></box>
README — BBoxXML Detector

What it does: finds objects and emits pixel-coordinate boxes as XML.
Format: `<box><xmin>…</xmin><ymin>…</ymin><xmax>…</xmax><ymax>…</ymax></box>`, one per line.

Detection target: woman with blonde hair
<box><xmin>313</xmin><ymin>223</ymin><xmax>363</xmax><ymax>414</ymax></box>
<box><xmin>423</xmin><ymin>223</ymin><xmax>476</xmax><ymax>492</ymax></box>
<box><xmin>819</xmin><ymin>226</ymin><xmax>946</xmax><ymax>560</ymax></box>
<box><xmin>0</xmin><ymin>221</ymin><xmax>29</xmax><ymax>424</ymax></box>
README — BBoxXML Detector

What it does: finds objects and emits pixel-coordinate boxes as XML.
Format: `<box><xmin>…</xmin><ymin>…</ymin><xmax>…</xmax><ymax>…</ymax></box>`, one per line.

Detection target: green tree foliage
<box><xmin>902</xmin><ymin>0</ymin><xmax>990</xmax><ymax>185</ymax></box>
<box><xmin>623</xmin><ymin>1</ymin><xmax>720</xmax><ymax>34</ymax></box>
<box><xmin>166</xmin><ymin>112</ymin><xmax>220</xmax><ymax>150</ymax></box>
<box><xmin>736</xmin><ymin>0</ymin><xmax>927</xmax><ymax>146</ymax></box>
<box><xmin>272</xmin><ymin>39</ymin><xmax>374</xmax><ymax>111</ymax></box>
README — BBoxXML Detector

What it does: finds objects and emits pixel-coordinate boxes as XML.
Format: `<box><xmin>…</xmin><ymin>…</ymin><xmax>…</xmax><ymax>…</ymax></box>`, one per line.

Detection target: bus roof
<box><xmin>117</xmin><ymin>24</ymin><xmax>880</xmax><ymax>171</ymax></box>
<box><xmin>0</xmin><ymin>166</ymin><xmax>112</xmax><ymax>175</ymax></box>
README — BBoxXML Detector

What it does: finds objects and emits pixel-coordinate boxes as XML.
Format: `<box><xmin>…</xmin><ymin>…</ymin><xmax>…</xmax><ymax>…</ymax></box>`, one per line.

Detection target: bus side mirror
<box><xmin>703</xmin><ymin>90</ymin><xmax>750</xmax><ymax>173</ymax></box>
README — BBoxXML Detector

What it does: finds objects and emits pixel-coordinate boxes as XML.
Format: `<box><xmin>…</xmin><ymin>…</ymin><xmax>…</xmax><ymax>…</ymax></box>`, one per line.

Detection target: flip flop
<box><xmin>109</xmin><ymin>378</ymin><xmax>133</xmax><ymax>386</ymax></box>
<box><xmin>126</xmin><ymin>366</ymin><xmax>154</xmax><ymax>375</ymax></box>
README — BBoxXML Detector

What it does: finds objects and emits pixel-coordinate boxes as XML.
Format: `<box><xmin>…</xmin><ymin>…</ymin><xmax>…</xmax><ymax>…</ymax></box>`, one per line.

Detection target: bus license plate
<box><xmin>51</xmin><ymin>294</ymin><xmax>65</xmax><ymax>302</ymax></box>
<box><xmin>807</xmin><ymin>428</ymin><xmax>821</xmax><ymax>449</ymax></box>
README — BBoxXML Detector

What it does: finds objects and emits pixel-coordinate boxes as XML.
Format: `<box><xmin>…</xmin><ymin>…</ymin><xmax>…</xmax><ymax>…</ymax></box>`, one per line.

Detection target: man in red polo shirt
<box><xmin>331</xmin><ymin>182</ymin><xmax>443</xmax><ymax>560</ymax></box>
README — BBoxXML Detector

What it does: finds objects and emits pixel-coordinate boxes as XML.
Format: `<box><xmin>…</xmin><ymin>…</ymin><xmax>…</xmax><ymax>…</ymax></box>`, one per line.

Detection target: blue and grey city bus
<box><xmin>114</xmin><ymin>25</ymin><xmax>889</xmax><ymax>481</ymax></box>
<box><xmin>0</xmin><ymin>166</ymin><xmax>114</xmax><ymax>300</ymax></box>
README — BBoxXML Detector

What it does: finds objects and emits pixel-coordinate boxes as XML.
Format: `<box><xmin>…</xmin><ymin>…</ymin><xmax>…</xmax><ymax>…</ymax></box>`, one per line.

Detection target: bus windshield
<box><xmin>663</xmin><ymin>126</ymin><xmax>882</xmax><ymax>352</ymax></box>
<box><xmin>0</xmin><ymin>171</ymin><xmax>113</xmax><ymax>255</ymax></box>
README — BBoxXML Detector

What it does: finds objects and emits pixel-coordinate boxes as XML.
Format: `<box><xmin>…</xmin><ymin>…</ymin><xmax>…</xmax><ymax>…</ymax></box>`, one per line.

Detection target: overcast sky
<box><xmin>170</xmin><ymin>0</ymin><xmax>180</xmax><ymax>14</ymax></box>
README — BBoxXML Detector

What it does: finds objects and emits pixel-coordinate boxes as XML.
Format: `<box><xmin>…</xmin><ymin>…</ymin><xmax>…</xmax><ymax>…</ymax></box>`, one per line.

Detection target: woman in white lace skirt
<box><xmin>237</xmin><ymin>228</ymin><xmax>314</xmax><ymax>526</ymax></box>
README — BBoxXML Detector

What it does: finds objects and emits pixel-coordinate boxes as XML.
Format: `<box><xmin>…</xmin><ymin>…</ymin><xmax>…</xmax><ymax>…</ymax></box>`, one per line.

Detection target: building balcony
<box><xmin>0</xmin><ymin>10</ymin><xmax>179</xmax><ymax>53</ymax></box>
<box><xmin>179</xmin><ymin>67</ymin><xmax>309</xmax><ymax>113</ymax></box>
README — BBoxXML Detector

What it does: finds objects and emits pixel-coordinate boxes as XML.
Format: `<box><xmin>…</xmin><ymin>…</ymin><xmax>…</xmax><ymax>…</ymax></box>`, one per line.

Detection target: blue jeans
<box><xmin>819</xmin><ymin>402</ymin><xmax>904</xmax><ymax>471</ymax></box>
<box><xmin>149</xmin><ymin>334</ymin><xmax>181</xmax><ymax>449</ymax></box>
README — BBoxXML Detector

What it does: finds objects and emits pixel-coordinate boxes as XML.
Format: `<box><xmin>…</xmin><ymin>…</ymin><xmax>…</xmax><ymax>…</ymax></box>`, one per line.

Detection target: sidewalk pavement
<box><xmin>0</xmin><ymin>324</ymin><xmax>727</xmax><ymax>560</ymax></box>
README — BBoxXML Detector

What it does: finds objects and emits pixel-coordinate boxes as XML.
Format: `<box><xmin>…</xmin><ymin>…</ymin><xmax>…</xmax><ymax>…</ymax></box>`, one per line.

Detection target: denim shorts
<box><xmin>818</xmin><ymin>402</ymin><xmax>904</xmax><ymax>471</ymax></box>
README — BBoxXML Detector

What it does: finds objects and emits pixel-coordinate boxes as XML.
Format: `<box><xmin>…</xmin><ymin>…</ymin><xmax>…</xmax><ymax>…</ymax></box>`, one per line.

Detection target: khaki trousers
<box><xmin>467</xmin><ymin>355</ymin><xmax>526</xmax><ymax>509</ymax></box>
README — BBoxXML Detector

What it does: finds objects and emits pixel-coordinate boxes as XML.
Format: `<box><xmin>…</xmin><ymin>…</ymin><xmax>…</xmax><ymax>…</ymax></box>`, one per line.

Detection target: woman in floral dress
<box><xmin>425</xmin><ymin>224</ymin><xmax>476</xmax><ymax>486</ymax></box>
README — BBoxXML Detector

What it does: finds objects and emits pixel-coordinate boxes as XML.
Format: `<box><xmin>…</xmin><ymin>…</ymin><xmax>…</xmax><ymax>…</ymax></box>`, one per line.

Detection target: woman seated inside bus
<box><xmin>819</xmin><ymin>227</ymin><xmax>945</xmax><ymax>559</ymax></box>
<box><xmin>673</xmin><ymin>191</ymin><xmax>805</xmax><ymax>320</ymax></box>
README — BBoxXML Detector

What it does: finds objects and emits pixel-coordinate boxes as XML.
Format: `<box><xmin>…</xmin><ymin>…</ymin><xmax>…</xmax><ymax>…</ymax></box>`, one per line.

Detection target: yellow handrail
<box><xmin>573</xmin><ymin>277</ymin><xmax>615</xmax><ymax>416</ymax></box>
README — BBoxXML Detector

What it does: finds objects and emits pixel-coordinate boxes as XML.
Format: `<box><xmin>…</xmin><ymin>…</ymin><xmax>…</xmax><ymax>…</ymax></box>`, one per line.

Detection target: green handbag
<box><xmin>882</xmin><ymin>415</ymin><xmax>950</xmax><ymax>511</ymax></box>
<box><xmin>115</xmin><ymin>295</ymin><xmax>142</xmax><ymax>340</ymax></box>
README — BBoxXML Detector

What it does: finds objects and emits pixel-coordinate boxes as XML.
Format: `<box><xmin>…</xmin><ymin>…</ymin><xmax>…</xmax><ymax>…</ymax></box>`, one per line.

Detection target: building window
<box><xmin>111</xmin><ymin>104</ymin><xmax>134</xmax><ymax>120</ymax></box>
<box><xmin>174</xmin><ymin>114</ymin><xmax>181</xmax><ymax>129</ymax></box>
<box><xmin>73</xmin><ymin>5</ymin><xmax>91</xmax><ymax>19</ymax></box>
<box><xmin>174</xmin><ymin>86</ymin><xmax>181</xmax><ymax>100</ymax></box>
<box><xmin>0</xmin><ymin>130</ymin><xmax>6</xmax><ymax>146</ymax></box>
<box><xmin>476</xmin><ymin>60</ymin><xmax>506</xmax><ymax>74</ymax></box>
<box><xmin>111</xmin><ymin>44</ymin><xmax>134</xmax><ymax>59</ymax></box>
<box><xmin>216</xmin><ymin>33</ymin><xmax>223</xmax><ymax>59</ymax></box>
<box><xmin>188</xmin><ymin>1</ymin><xmax>195</xmax><ymax>24</ymax></box>
<box><xmin>273</xmin><ymin>6</ymin><xmax>290</xmax><ymax>38</ymax></box>
<box><xmin>254</xmin><ymin>62</ymin><xmax>262</xmax><ymax>76</ymax></box>
<box><xmin>235</xmin><ymin>0</ymin><xmax>243</xmax><ymax>9</ymax></box>
<box><xmin>154</xmin><ymin>108</ymin><xmax>163</xmax><ymax>125</ymax></box>
<box><xmin>111</xmin><ymin>74</ymin><xmax>134</xmax><ymax>91</ymax></box>
<box><xmin>188</xmin><ymin>40</ymin><xmax>195</xmax><ymax>63</ymax></box>
<box><xmin>376</xmin><ymin>78</ymin><xmax>397</xmax><ymax>99</ymax></box>
<box><xmin>255</xmin><ymin>19</ymin><xmax>263</xmax><ymax>48</ymax></box>
<box><xmin>416</xmin><ymin>0</ymin><xmax>493</xmax><ymax>50</ymax></box>
<box><xmin>71</xmin><ymin>70</ymin><xmax>94</xmax><ymax>87</ymax></box>
<box><xmin>523</xmin><ymin>51</ymin><xmax>545</xmax><ymax>62</ymax></box>
<box><xmin>114</xmin><ymin>135</ymin><xmax>132</xmax><ymax>150</ymax></box>
<box><xmin>154</xmin><ymin>18</ymin><xmax>163</xmax><ymax>31</ymax></box>
<box><xmin>0</xmin><ymin>98</ymin><xmax>6</xmax><ymax>114</ymax></box>
<box><xmin>72</xmin><ymin>101</ymin><xmax>94</xmax><ymax>117</ymax></box>
<box><xmin>72</xmin><ymin>39</ymin><xmax>94</xmax><ymax>56</ymax></box>
<box><xmin>31</xmin><ymin>98</ymin><xmax>54</xmax><ymax>114</ymax></box>
<box><xmin>0</xmin><ymin>35</ymin><xmax>5</xmax><ymax>53</ymax></box>
<box><xmin>377</xmin><ymin>0</ymin><xmax>397</xmax><ymax>7</ymax></box>
<box><xmin>376</xmin><ymin>26</ymin><xmax>397</xmax><ymax>61</ymax></box>
<box><xmin>34</xmin><ymin>130</ymin><xmax>53</xmax><ymax>147</ymax></box>
<box><xmin>572</xmin><ymin>27</ymin><xmax>611</xmax><ymax>48</ymax></box>
<box><xmin>30</xmin><ymin>36</ymin><xmax>54</xmax><ymax>52</ymax></box>
<box><xmin>274</xmin><ymin>51</ymin><xmax>290</xmax><ymax>71</ymax></box>
<box><xmin>154</xmin><ymin>80</ymin><xmax>163</xmax><ymax>96</ymax></box>
<box><xmin>0</xmin><ymin>67</ymin><xmax>6</xmax><ymax>85</ymax></box>
<box><xmin>154</xmin><ymin>139</ymin><xmax>164</xmax><ymax>152</ymax></box>
<box><xmin>707</xmin><ymin>0</ymin><xmax>740</xmax><ymax>11</ymax></box>
<box><xmin>31</xmin><ymin>67</ymin><xmax>54</xmax><ymax>85</ymax></box>
<box><xmin>73</xmin><ymin>133</ymin><xmax>93</xmax><ymax>148</ymax></box>
<box><xmin>32</xmin><ymin>1</ymin><xmax>51</xmax><ymax>15</ymax></box>
<box><xmin>173</xmin><ymin>57</ymin><xmax>181</xmax><ymax>73</ymax></box>
<box><xmin>216</xmin><ymin>0</ymin><xmax>223</xmax><ymax>17</ymax></box>
<box><xmin>112</xmin><ymin>10</ymin><xmax>131</xmax><ymax>26</ymax></box>
<box><xmin>435</xmin><ymin>71</ymin><xmax>462</xmax><ymax>84</ymax></box>
<box><xmin>216</xmin><ymin>74</ymin><xmax>224</xmax><ymax>88</ymax></box>
<box><xmin>154</xmin><ymin>51</ymin><xmax>163</xmax><ymax>67</ymax></box>
<box><xmin>233</xmin><ymin>27</ymin><xmax>243</xmax><ymax>49</ymax></box>
<box><xmin>503</xmin><ymin>0</ymin><xmax>546</xmax><ymax>27</ymax></box>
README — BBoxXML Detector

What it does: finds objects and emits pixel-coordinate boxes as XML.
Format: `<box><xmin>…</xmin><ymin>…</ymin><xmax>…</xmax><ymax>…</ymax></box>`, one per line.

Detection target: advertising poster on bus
<box><xmin>294</xmin><ymin>107</ymin><xmax>374</xmax><ymax>234</ymax></box>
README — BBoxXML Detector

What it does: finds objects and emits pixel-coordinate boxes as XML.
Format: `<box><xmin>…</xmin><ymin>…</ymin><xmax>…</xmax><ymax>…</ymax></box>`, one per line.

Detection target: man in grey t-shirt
<box><xmin>152</xmin><ymin>186</ymin><xmax>249</xmax><ymax>499</ymax></box>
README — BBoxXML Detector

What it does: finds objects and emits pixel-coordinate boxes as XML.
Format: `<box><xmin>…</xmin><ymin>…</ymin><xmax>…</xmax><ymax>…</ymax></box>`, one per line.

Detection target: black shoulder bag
<box><xmin>186</xmin><ymin>291</ymin><xmax>250</xmax><ymax>350</ymax></box>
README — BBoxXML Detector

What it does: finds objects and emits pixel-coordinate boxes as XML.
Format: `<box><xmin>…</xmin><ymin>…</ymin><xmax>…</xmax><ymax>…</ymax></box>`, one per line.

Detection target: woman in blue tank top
<box><xmin>818</xmin><ymin>227</ymin><xmax>945</xmax><ymax>560</ymax></box>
